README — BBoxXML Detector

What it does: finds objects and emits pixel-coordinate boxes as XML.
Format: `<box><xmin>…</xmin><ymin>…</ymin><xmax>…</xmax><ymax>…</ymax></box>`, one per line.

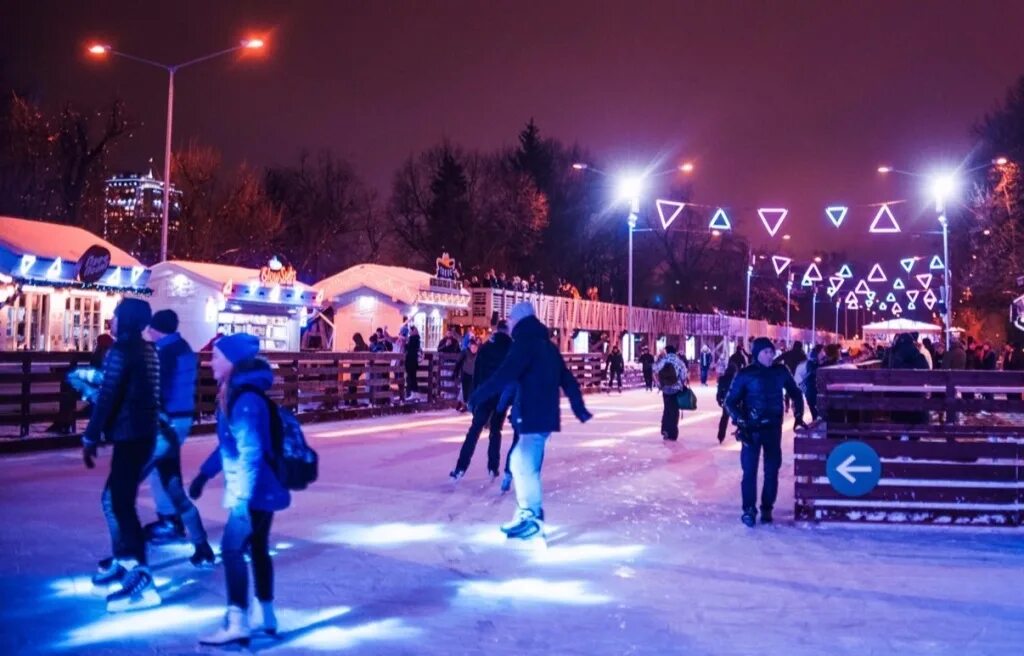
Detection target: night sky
<box><xmin>4</xmin><ymin>0</ymin><xmax>1024</xmax><ymax>259</ymax></box>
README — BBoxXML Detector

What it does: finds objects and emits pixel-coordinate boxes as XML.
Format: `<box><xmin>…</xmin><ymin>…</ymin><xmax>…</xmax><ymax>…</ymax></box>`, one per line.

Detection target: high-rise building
<box><xmin>103</xmin><ymin>165</ymin><xmax>182</xmax><ymax>263</ymax></box>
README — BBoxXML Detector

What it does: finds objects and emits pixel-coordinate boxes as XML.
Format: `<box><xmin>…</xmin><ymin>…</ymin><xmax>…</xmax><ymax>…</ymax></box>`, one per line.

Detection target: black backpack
<box><xmin>229</xmin><ymin>386</ymin><xmax>318</xmax><ymax>491</ymax></box>
<box><xmin>657</xmin><ymin>360</ymin><xmax>679</xmax><ymax>387</ymax></box>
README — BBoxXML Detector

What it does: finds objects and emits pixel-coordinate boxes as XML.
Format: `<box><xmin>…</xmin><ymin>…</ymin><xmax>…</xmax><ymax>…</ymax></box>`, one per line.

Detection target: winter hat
<box><xmin>215</xmin><ymin>333</ymin><xmax>260</xmax><ymax>365</ymax></box>
<box><xmin>751</xmin><ymin>337</ymin><xmax>775</xmax><ymax>362</ymax></box>
<box><xmin>149</xmin><ymin>309</ymin><xmax>179</xmax><ymax>335</ymax></box>
<box><xmin>508</xmin><ymin>301</ymin><xmax>536</xmax><ymax>325</ymax></box>
<box><xmin>114</xmin><ymin>298</ymin><xmax>153</xmax><ymax>338</ymax></box>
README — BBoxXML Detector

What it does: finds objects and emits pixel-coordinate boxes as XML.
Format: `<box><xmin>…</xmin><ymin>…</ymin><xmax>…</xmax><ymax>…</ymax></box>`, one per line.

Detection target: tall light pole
<box><xmin>834</xmin><ymin>300</ymin><xmax>840</xmax><ymax>344</ymax></box>
<box><xmin>744</xmin><ymin>248</ymin><xmax>753</xmax><ymax>350</ymax></box>
<box><xmin>88</xmin><ymin>38</ymin><xmax>266</xmax><ymax>262</ymax></box>
<box><xmin>810</xmin><ymin>284</ymin><xmax>818</xmax><ymax>345</ymax></box>
<box><xmin>931</xmin><ymin>174</ymin><xmax>956</xmax><ymax>350</ymax></box>
<box><xmin>785</xmin><ymin>273</ymin><xmax>794</xmax><ymax>347</ymax></box>
<box><xmin>620</xmin><ymin>176</ymin><xmax>643</xmax><ymax>362</ymax></box>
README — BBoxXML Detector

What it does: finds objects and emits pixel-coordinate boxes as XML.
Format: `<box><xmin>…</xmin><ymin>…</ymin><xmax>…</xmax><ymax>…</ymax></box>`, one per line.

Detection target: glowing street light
<box><xmin>994</xmin><ymin>157</ymin><xmax>1009</xmax><ymax>166</ymax></box>
<box><xmin>929</xmin><ymin>172</ymin><xmax>958</xmax><ymax>212</ymax></box>
<box><xmin>782</xmin><ymin>234</ymin><xmax>792</xmax><ymax>241</ymax></box>
<box><xmin>679</xmin><ymin>162</ymin><xmax>695</xmax><ymax>173</ymax></box>
<box><xmin>571</xmin><ymin>162</ymin><xmax>588</xmax><ymax>171</ymax></box>
<box><xmin>86</xmin><ymin>36</ymin><xmax>267</xmax><ymax>261</ymax></box>
<box><xmin>877</xmin><ymin>165</ymin><xmax>892</xmax><ymax>174</ymax></box>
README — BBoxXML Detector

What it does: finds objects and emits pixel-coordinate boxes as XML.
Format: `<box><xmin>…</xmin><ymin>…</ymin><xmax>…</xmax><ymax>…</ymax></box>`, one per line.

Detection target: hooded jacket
<box><xmin>469</xmin><ymin>315</ymin><xmax>590</xmax><ymax>434</ymax></box>
<box><xmin>725</xmin><ymin>361</ymin><xmax>804</xmax><ymax>425</ymax></box>
<box><xmin>200</xmin><ymin>358</ymin><xmax>290</xmax><ymax>512</ymax></box>
<box><xmin>83</xmin><ymin>299</ymin><xmax>160</xmax><ymax>445</ymax></box>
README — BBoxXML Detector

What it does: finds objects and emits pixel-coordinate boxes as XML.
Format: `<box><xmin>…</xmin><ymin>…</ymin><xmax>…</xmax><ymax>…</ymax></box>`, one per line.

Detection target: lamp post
<box><xmin>744</xmin><ymin>249</ymin><xmax>753</xmax><ymax>350</ymax></box>
<box><xmin>834</xmin><ymin>300</ymin><xmax>840</xmax><ymax>344</ymax></box>
<box><xmin>88</xmin><ymin>38</ymin><xmax>266</xmax><ymax>262</ymax></box>
<box><xmin>785</xmin><ymin>273</ymin><xmax>794</xmax><ymax>347</ymax></box>
<box><xmin>811</xmin><ymin>284</ymin><xmax>818</xmax><ymax>345</ymax></box>
<box><xmin>931</xmin><ymin>174</ymin><xmax>956</xmax><ymax>350</ymax></box>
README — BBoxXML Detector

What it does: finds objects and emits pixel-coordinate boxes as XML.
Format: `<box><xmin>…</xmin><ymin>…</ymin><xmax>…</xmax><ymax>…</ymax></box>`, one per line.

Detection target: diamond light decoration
<box><xmin>771</xmin><ymin>255</ymin><xmax>792</xmax><ymax>276</ymax></box>
<box><xmin>923</xmin><ymin>289</ymin><xmax>938</xmax><ymax>310</ymax></box>
<box><xmin>757</xmin><ymin>208</ymin><xmax>789</xmax><ymax>237</ymax></box>
<box><xmin>656</xmin><ymin>200</ymin><xmax>685</xmax><ymax>230</ymax></box>
<box><xmin>869</xmin><ymin>204</ymin><xmax>901</xmax><ymax>233</ymax></box>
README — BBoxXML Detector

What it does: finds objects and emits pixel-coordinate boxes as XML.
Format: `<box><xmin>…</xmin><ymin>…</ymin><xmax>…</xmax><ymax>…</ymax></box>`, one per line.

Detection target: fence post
<box><xmin>20</xmin><ymin>355</ymin><xmax>31</xmax><ymax>437</ymax></box>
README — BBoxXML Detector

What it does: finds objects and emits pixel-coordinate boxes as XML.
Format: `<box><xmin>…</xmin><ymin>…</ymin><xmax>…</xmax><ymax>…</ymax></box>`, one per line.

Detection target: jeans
<box><xmin>717</xmin><ymin>406</ymin><xmax>731</xmax><ymax>441</ymax></box>
<box><xmin>222</xmin><ymin>508</ymin><xmax>274</xmax><ymax>609</ymax></box>
<box><xmin>740</xmin><ymin>424</ymin><xmax>783</xmax><ymax>512</ymax></box>
<box><xmin>608</xmin><ymin>370</ymin><xmax>622</xmax><ymax>389</ymax></box>
<box><xmin>509</xmin><ymin>432</ymin><xmax>549</xmax><ymax>516</ymax></box>
<box><xmin>101</xmin><ymin>439</ymin><xmax>155</xmax><ymax>565</ymax></box>
<box><xmin>700</xmin><ymin>366</ymin><xmax>709</xmax><ymax>385</ymax></box>
<box><xmin>405</xmin><ymin>359</ymin><xmax>419</xmax><ymax>394</ymax></box>
<box><xmin>643</xmin><ymin>370</ymin><xmax>653</xmax><ymax>391</ymax></box>
<box><xmin>661</xmin><ymin>392</ymin><xmax>680</xmax><ymax>440</ymax></box>
<box><xmin>504</xmin><ymin>429</ymin><xmax>520</xmax><ymax>474</ymax></box>
<box><xmin>460</xmin><ymin>374</ymin><xmax>474</xmax><ymax>403</ymax></box>
<box><xmin>143</xmin><ymin>418</ymin><xmax>207</xmax><ymax>544</ymax></box>
<box><xmin>455</xmin><ymin>397</ymin><xmax>508</xmax><ymax>472</ymax></box>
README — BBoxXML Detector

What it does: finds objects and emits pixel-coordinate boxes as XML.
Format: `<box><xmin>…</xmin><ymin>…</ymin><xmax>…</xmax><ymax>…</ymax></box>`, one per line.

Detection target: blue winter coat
<box><xmin>155</xmin><ymin>332</ymin><xmax>197</xmax><ymax>420</ymax></box>
<box><xmin>200</xmin><ymin>358</ymin><xmax>290</xmax><ymax>512</ymax></box>
<box><xmin>469</xmin><ymin>315</ymin><xmax>590</xmax><ymax>434</ymax></box>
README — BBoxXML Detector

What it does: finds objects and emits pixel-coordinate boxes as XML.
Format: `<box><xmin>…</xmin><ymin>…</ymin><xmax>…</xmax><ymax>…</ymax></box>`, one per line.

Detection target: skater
<box><xmin>191</xmin><ymin>334</ymin><xmax>290</xmax><ymax>647</ymax></box>
<box><xmin>725</xmin><ymin>337</ymin><xmax>806</xmax><ymax>527</ymax></box>
<box><xmin>404</xmin><ymin>326</ymin><xmax>422</xmax><ymax>398</ymax></box>
<box><xmin>468</xmin><ymin>302</ymin><xmax>592</xmax><ymax>542</ymax></box>
<box><xmin>653</xmin><ymin>345</ymin><xmax>688</xmax><ymax>441</ymax></box>
<box><xmin>606</xmin><ymin>345</ymin><xmax>625</xmax><ymax>392</ymax></box>
<box><xmin>774</xmin><ymin>341</ymin><xmax>806</xmax><ymax>415</ymax></box>
<box><xmin>451</xmin><ymin>321</ymin><xmax>513</xmax><ymax>480</ymax></box>
<box><xmin>699</xmin><ymin>345</ymin><xmax>713</xmax><ymax>386</ymax></box>
<box><xmin>453</xmin><ymin>337</ymin><xmax>479</xmax><ymax>411</ymax></box>
<box><xmin>639</xmin><ymin>347</ymin><xmax>655</xmax><ymax>391</ymax></box>
<box><xmin>141</xmin><ymin>310</ymin><xmax>214</xmax><ymax>566</ymax></box>
<box><xmin>83</xmin><ymin>298</ymin><xmax>163</xmax><ymax>612</ymax></box>
<box><xmin>716</xmin><ymin>346</ymin><xmax>748</xmax><ymax>444</ymax></box>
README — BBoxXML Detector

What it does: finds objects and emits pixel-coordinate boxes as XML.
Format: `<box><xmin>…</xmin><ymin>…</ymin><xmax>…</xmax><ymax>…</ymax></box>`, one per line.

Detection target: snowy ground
<box><xmin>1</xmin><ymin>386</ymin><xmax>1022</xmax><ymax>655</ymax></box>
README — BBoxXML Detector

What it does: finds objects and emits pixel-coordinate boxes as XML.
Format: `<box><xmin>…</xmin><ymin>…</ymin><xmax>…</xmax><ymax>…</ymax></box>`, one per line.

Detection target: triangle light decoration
<box><xmin>656</xmin><ymin>199</ymin><xmax>685</xmax><ymax>230</ymax></box>
<box><xmin>900</xmin><ymin>257</ymin><xmax>917</xmax><ymax>273</ymax></box>
<box><xmin>771</xmin><ymin>255</ymin><xmax>792</xmax><ymax>276</ymax></box>
<box><xmin>825</xmin><ymin>206</ymin><xmax>848</xmax><ymax>228</ymax></box>
<box><xmin>916</xmin><ymin>273</ymin><xmax>933</xmax><ymax>289</ymax></box>
<box><xmin>854</xmin><ymin>279</ymin><xmax>871</xmax><ymax>295</ymax></box>
<box><xmin>929</xmin><ymin>255</ymin><xmax>944</xmax><ymax>270</ymax></box>
<box><xmin>867</xmin><ymin>263</ymin><xmax>887</xmax><ymax>282</ymax></box>
<box><xmin>757</xmin><ymin>208</ymin><xmax>788</xmax><ymax>237</ymax></box>
<box><xmin>906</xmin><ymin>290</ymin><xmax>920</xmax><ymax>303</ymax></box>
<box><xmin>708</xmin><ymin>208</ymin><xmax>732</xmax><ymax>231</ymax></box>
<box><xmin>869</xmin><ymin>204</ymin><xmax>901</xmax><ymax>233</ymax></box>
<box><xmin>802</xmin><ymin>262</ymin><xmax>823</xmax><ymax>286</ymax></box>
<box><xmin>836</xmin><ymin>264</ymin><xmax>853</xmax><ymax>279</ymax></box>
<box><xmin>893</xmin><ymin>278</ymin><xmax>906</xmax><ymax>290</ymax></box>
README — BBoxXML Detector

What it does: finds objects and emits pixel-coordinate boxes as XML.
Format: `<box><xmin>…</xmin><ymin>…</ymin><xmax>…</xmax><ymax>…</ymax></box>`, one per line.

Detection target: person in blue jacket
<box><xmin>189</xmin><ymin>334</ymin><xmax>290</xmax><ymax>647</ymax></box>
<box><xmin>469</xmin><ymin>302</ymin><xmax>592</xmax><ymax>542</ymax></box>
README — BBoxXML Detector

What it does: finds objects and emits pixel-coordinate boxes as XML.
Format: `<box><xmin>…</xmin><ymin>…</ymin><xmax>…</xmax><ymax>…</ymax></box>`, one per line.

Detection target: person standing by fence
<box><xmin>699</xmin><ymin>345</ymin><xmax>713</xmax><ymax>386</ymax></box>
<box><xmin>606</xmin><ymin>345</ymin><xmax>625</xmax><ymax>392</ymax></box>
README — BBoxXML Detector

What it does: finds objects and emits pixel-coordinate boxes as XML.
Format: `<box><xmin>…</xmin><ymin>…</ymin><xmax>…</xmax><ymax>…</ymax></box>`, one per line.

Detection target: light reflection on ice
<box><xmin>321</xmin><ymin>522</ymin><xmax>447</xmax><ymax>547</ymax></box>
<box><xmin>575</xmin><ymin>438</ymin><xmax>623</xmax><ymax>448</ymax></box>
<box><xmin>531</xmin><ymin>544</ymin><xmax>644</xmax><ymax>564</ymax></box>
<box><xmin>57</xmin><ymin>604</ymin><xmax>223</xmax><ymax>647</ymax></box>
<box><xmin>284</xmin><ymin>618</ymin><xmax>420</xmax><ymax>651</ymax></box>
<box><xmin>456</xmin><ymin>578</ymin><xmax>611</xmax><ymax>605</ymax></box>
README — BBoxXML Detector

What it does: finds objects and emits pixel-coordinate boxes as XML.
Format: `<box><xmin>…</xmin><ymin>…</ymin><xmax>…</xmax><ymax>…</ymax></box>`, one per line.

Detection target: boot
<box><xmin>199</xmin><ymin>606</ymin><xmax>250</xmax><ymax>647</ymax></box>
<box><xmin>106</xmin><ymin>565</ymin><xmax>161</xmax><ymax>612</ymax></box>
<box><xmin>252</xmin><ymin>600</ymin><xmax>278</xmax><ymax>636</ymax></box>
<box><xmin>91</xmin><ymin>557</ymin><xmax>127</xmax><ymax>588</ymax></box>
<box><xmin>189</xmin><ymin>541</ymin><xmax>216</xmax><ymax>568</ymax></box>
<box><xmin>760</xmin><ymin>507</ymin><xmax>774</xmax><ymax>524</ymax></box>
<box><xmin>145</xmin><ymin>514</ymin><xmax>186</xmax><ymax>544</ymax></box>
<box><xmin>741</xmin><ymin>508</ymin><xmax>757</xmax><ymax>528</ymax></box>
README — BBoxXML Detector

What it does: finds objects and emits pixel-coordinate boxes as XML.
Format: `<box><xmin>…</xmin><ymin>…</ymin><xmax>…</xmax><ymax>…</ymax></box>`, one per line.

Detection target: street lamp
<box><xmin>679</xmin><ymin>162</ymin><xmax>695</xmax><ymax>173</ymax></box>
<box><xmin>87</xmin><ymin>37</ymin><xmax>266</xmax><ymax>262</ymax></box>
<box><xmin>930</xmin><ymin>171</ymin><xmax>958</xmax><ymax>350</ymax></box>
<box><xmin>616</xmin><ymin>173</ymin><xmax>644</xmax><ymax>361</ymax></box>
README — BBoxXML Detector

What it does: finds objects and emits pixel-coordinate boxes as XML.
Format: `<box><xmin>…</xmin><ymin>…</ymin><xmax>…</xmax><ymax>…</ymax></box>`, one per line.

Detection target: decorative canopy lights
<box><xmin>845</xmin><ymin>291</ymin><xmax>859</xmax><ymax>309</ymax></box>
<box><xmin>708</xmin><ymin>208</ymin><xmax>732</xmax><ymax>231</ymax></box>
<box><xmin>771</xmin><ymin>255</ymin><xmax>792</xmax><ymax>276</ymax></box>
<box><xmin>656</xmin><ymin>199</ymin><xmax>685</xmax><ymax>230</ymax></box>
<box><xmin>900</xmin><ymin>257</ymin><xmax>917</xmax><ymax>273</ymax></box>
<box><xmin>801</xmin><ymin>262</ymin><xmax>823</xmax><ymax>287</ymax></box>
<box><xmin>868</xmin><ymin>204</ymin><xmax>901</xmax><ymax>233</ymax></box>
<box><xmin>866</xmin><ymin>297</ymin><xmax>875</xmax><ymax>308</ymax></box>
<box><xmin>867</xmin><ymin>263</ymin><xmax>887</xmax><ymax>283</ymax></box>
<box><xmin>854</xmin><ymin>279</ymin><xmax>872</xmax><ymax>295</ymax></box>
<box><xmin>906</xmin><ymin>290</ymin><xmax>920</xmax><ymax>303</ymax></box>
<box><xmin>929</xmin><ymin>255</ymin><xmax>945</xmax><ymax>270</ymax></box>
<box><xmin>923</xmin><ymin>289</ymin><xmax>938</xmax><ymax>310</ymax></box>
<box><xmin>825</xmin><ymin>206</ymin><xmax>848</xmax><ymax>228</ymax></box>
<box><xmin>757</xmin><ymin>208</ymin><xmax>788</xmax><ymax>237</ymax></box>
<box><xmin>836</xmin><ymin>264</ymin><xmax>853</xmax><ymax>279</ymax></box>
<box><xmin>893</xmin><ymin>278</ymin><xmax>906</xmax><ymax>290</ymax></box>
<box><xmin>892</xmin><ymin>302</ymin><xmax>903</xmax><ymax>315</ymax></box>
<box><xmin>907</xmin><ymin>302</ymin><xmax>917</xmax><ymax>311</ymax></box>
<box><xmin>916</xmin><ymin>273</ymin><xmax>933</xmax><ymax>289</ymax></box>
<box><xmin>886</xmin><ymin>292</ymin><xmax>897</xmax><ymax>302</ymax></box>
<box><xmin>828</xmin><ymin>276</ymin><xmax>844</xmax><ymax>294</ymax></box>
<box><xmin>879</xmin><ymin>301</ymin><xmax>888</xmax><ymax>311</ymax></box>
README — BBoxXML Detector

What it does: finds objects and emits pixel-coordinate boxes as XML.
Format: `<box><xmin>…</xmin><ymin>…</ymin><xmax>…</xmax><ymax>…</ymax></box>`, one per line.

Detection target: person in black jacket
<box><xmin>715</xmin><ymin>348</ymin><xmax>748</xmax><ymax>444</ymax></box>
<box><xmin>82</xmin><ymin>298</ymin><xmax>163</xmax><ymax>612</ymax></box>
<box><xmin>452</xmin><ymin>321</ymin><xmax>513</xmax><ymax>479</ymax></box>
<box><xmin>699</xmin><ymin>345</ymin><xmax>714</xmax><ymax>386</ymax></box>
<box><xmin>404</xmin><ymin>326</ymin><xmax>422</xmax><ymax>397</ymax></box>
<box><xmin>638</xmin><ymin>347</ymin><xmax>655</xmax><ymax>391</ymax></box>
<box><xmin>606</xmin><ymin>345</ymin><xmax>625</xmax><ymax>391</ymax></box>
<box><xmin>469</xmin><ymin>302</ymin><xmax>592</xmax><ymax>542</ymax></box>
<box><xmin>140</xmin><ymin>310</ymin><xmax>213</xmax><ymax>565</ymax></box>
<box><xmin>725</xmin><ymin>337</ymin><xmax>805</xmax><ymax>527</ymax></box>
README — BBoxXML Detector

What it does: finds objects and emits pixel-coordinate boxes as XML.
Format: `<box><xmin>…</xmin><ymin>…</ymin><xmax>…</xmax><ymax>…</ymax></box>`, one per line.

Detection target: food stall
<box><xmin>146</xmin><ymin>257</ymin><xmax>320</xmax><ymax>352</ymax></box>
<box><xmin>0</xmin><ymin>216</ymin><xmax>150</xmax><ymax>351</ymax></box>
<box><xmin>315</xmin><ymin>262</ymin><xmax>470</xmax><ymax>351</ymax></box>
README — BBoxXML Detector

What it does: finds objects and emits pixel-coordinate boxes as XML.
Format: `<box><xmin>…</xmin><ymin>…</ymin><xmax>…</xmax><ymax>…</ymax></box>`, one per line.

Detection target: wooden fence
<box><xmin>0</xmin><ymin>350</ymin><xmax>610</xmax><ymax>439</ymax></box>
<box><xmin>794</xmin><ymin>368</ymin><xmax>1024</xmax><ymax>527</ymax></box>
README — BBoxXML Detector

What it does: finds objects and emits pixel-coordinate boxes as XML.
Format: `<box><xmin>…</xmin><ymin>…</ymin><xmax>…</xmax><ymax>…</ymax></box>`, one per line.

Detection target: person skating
<box><xmin>606</xmin><ymin>345</ymin><xmax>625</xmax><ymax>392</ymax></box>
<box><xmin>191</xmin><ymin>334</ymin><xmax>291</xmax><ymax>647</ymax></box>
<box><xmin>699</xmin><ymin>345</ymin><xmax>713</xmax><ymax>386</ymax></box>
<box><xmin>140</xmin><ymin>310</ymin><xmax>214</xmax><ymax>566</ymax></box>
<box><xmin>82</xmin><ymin>298</ymin><xmax>163</xmax><ymax>612</ymax></box>
<box><xmin>453</xmin><ymin>337</ymin><xmax>479</xmax><ymax>412</ymax></box>
<box><xmin>638</xmin><ymin>347</ymin><xmax>655</xmax><ymax>391</ymax></box>
<box><xmin>468</xmin><ymin>302</ymin><xmax>592</xmax><ymax>543</ymax></box>
<box><xmin>653</xmin><ymin>345</ymin><xmax>688</xmax><ymax>441</ymax></box>
<box><xmin>451</xmin><ymin>321</ymin><xmax>513</xmax><ymax>481</ymax></box>
<box><xmin>715</xmin><ymin>347</ymin><xmax>748</xmax><ymax>444</ymax></box>
<box><xmin>725</xmin><ymin>337</ymin><xmax>806</xmax><ymax>527</ymax></box>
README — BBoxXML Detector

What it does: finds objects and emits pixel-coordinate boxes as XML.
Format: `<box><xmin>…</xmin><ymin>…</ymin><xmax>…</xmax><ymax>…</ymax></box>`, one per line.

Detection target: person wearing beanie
<box><xmin>139</xmin><ymin>310</ymin><xmax>214</xmax><ymax>565</ymax></box>
<box><xmin>191</xmin><ymin>333</ymin><xmax>290</xmax><ymax>647</ymax></box>
<box><xmin>725</xmin><ymin>336</ymin><xmax>805</xmax><ymax>527</ymax></box>
<box><xmin>82</xmin><ymin>298</ymin><xmax>163</xmax><ymax>612</ymax></box>
<box><xmin>468</xmin><ymin>301</ymin><xmax>592</xmax><ymax>544</ymax></box>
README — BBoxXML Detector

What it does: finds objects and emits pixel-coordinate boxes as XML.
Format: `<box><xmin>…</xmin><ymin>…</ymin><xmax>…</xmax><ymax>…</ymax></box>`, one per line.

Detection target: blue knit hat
<box><xmin>214</xmin><ymin>333</ymin><xmax>260</xmax><ymax>364</ymax></box>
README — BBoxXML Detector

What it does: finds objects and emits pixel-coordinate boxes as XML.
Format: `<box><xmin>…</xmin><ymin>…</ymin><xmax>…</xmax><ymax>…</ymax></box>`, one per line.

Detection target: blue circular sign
<box><xmin>826</xmin><ymin>441</ymin><xmax>882</xmax><ymax>497</ymax></box>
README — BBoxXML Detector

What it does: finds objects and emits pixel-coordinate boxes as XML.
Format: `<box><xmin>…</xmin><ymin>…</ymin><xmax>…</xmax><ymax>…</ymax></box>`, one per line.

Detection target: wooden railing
<box><xmin>794</xmin><ymin>368</ymin><xmax>1024</xmax><ymax>527</ymax></box>
<box><xmin>0</xmin><ymin>350</ymin><xmax>609</xmax><ymax>439</ymax></box>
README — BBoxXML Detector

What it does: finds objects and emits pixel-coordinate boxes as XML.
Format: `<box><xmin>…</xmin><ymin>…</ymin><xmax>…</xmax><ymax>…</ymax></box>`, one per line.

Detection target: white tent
<box><xmin>862</xmin><ymin>318</ymin><xmax>942</xmax><ymax>338</ymax></box>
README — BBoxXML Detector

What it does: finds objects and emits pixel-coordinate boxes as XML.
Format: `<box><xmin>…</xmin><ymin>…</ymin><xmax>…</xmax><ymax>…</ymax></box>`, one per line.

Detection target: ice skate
<box><xmin>105</xmin><ymin>566</ymin><xmax>161</xmax><ymax>612</ymax></box>
<box><xmin>189</xmin><ymin>541</ymin><xmax>216</xmax><ymax>568</ymax></box>
<box><xmin>91</xmin><ymin>557</ymin><xmax>127</xmax><ymax>590</ymax></box>
<box><xmin>760</xmin><ymin>507</ymin><xmax>774</xmax><ymax>524</ymax></box>
<box><xmin>449</xmin><ymin>468</ymin><xmax>465</xmax><ymax>482</ymax></box>
<box><xmin>499</xmin><ymin>472</ymin><xmax>513</xmax><ymax>493</ymax></box>
<box><xmin>144</xmin><ymin>514</ymin><xmax>186</xmax><ymax>544</ymax></box>
<box><xmin>251</xmin><ymin>600</ymin><xmax>279</xmax><ymax>636</ymax></box>
<box><xmin>741</xmin><ymin>509</ymin><xmax>757</xmax><ymax>528</ymax></box>
<box><xmin>199</xmin><ymin>606</ymin><xmax>251</xmax><ymax>647</ymax></box>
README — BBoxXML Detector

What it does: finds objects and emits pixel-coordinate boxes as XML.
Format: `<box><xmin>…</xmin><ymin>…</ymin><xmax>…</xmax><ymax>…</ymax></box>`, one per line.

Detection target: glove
<box><xmin>188</xmin><ymin>473</ymin><xmax>209</xmax><ymax>500</ymax></box>
<box><xmin>82</xmin><ymin>441</ymin><xmax>98</xmax><ymax>469</ymax></box>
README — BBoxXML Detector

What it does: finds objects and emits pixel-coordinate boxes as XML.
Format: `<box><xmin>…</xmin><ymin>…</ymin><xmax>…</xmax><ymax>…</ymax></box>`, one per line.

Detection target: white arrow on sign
<box><xmin>836</xmin><ymin>454</ymin><xmax>873</xmax><ymax>483</ymax></box>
